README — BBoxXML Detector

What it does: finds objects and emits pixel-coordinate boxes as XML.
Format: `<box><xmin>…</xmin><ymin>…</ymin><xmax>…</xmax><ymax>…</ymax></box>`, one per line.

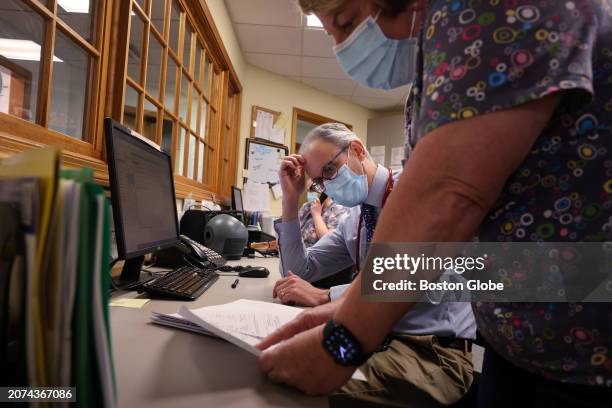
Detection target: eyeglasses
<box><xmin>309</xmin><ymin>144</ymin><xmax>350</xmax><ymax>193</ymax></box>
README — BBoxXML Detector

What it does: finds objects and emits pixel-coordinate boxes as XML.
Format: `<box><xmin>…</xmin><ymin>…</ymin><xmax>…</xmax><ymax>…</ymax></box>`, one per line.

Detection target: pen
<box><xmin>231</xmin><ymin>278</ymin><xmax>239</xmax><ymax>289</ymax></box>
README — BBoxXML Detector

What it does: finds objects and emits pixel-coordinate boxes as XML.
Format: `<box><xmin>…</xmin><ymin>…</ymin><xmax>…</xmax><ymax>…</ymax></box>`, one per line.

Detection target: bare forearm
<box><xmin>311</xmin><ymin>214</ymin><xmax>330</xmax><ymax>239</ymax></box>
<box><xmin>332</xmin><ymin>95</ymin><xmax>561</xmax><ymax>353</ymax></box>
<box><xmin>333</xmin><ymin>170</ymin><xmax>487</xmax><ymax>352</ymax></box>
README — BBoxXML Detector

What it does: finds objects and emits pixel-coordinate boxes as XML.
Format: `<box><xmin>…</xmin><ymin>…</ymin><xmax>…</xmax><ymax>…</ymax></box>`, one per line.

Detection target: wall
<box><xmin>240</xmin><ymin>65</ymin><xmax>377</xmax><ymax>216</ymax></box>
<box><xmin>367</xmin><ymin>113</ymin><xmax>405</xmax><ymax>168</ymax></box>
<box><xmin>204</xmin><ymin>0</ymin><xmax>380</xmax><ymax>217</ymax></box>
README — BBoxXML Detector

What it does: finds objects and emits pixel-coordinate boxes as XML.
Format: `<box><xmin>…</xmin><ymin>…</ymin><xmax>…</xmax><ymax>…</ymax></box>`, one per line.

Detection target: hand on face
<box><xmin>279</xmin><ymin>154</ymin><xmax>306</xmax><ymax>202</ymax></box>
<box><xmin>273</xmin><ymin>271</ymin><xmax>329</xmax><ymax>307</ymax></box>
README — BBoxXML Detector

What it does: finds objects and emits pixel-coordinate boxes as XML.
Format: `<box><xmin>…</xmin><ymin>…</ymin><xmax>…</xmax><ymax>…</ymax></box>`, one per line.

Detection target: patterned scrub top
<box><xmin>405</xmin><ymin>0</ymin><xmax>612</xmax><ymax>386</ymax></box>
<box><xmin>298</xmin><ymin>201</ymin><xmax>349</xmax><ymax>248</ymax></box>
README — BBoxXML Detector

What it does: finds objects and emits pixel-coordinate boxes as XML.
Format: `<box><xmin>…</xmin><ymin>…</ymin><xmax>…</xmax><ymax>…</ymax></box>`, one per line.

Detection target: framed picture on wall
<box><xmin>0</xmin><ymin>55</ymin><xmax>32</xmax><ymax>120</ymax></box>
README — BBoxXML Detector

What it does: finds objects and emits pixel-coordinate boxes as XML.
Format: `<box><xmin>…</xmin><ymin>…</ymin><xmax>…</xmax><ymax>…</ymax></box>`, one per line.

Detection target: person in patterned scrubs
<box><xmin>257</xmin><ymin>0</ymin><xmax>612</xmax><ymax>405</ymax></box>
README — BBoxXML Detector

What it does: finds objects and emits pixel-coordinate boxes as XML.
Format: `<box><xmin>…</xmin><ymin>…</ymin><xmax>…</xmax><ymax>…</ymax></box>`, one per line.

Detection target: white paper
<box><xmin>153</xmin><ymin>299</ymin><xmax>368</xmax><ymax>381</ymax></box>
<box><xmin>178</xmin><ymin>299</ymin><xmax>303</xmax><ymax>356</ymax></box>
<box><xmin>0</xmin><ymin>66</ymin><xmax>11</xmax><ymax>114</ymax></box>
<box><xmin>243</xmin><ymin>181</ymin><xmax>270</xmax><ymax>212</ymax></box>
<box><xmin>247</xmin><ymin>142</ymin><xmax>285</xmax><ymax>184</ymax></box>
<box><xmin>390</xmin><ymin>146</ymin><xmax>404</xmax><ymax>167</ymax></box>
<box><xmin>372</xmin><ymin>154</ymin><xmax>385</xmax><ymax>165</ymax></box>
<box><xmin>270</xmin><ymin>127</ymin><xmax>285</xmax><ymax>145</ymax></box>
<box><xmin>371</xmin><ymin>146</ymin><xmax>385</xmax><ymax>156</ymax></box>
<box><xmin>271</xmin><ymin>183</ymin><xmax>283</xmax><ymax>200</ymax></box>
<box><xmin>255</xmin><ymin>111</ymin><xmax>276</xmax><ymax>141</ymax></box>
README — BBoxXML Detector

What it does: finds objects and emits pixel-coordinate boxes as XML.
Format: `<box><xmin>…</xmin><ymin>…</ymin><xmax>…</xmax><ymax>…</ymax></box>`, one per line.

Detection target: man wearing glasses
<box><xmin>271</xmin><ymin>123</ymin><xmax>476</xmax><ymax>407</ymax></box>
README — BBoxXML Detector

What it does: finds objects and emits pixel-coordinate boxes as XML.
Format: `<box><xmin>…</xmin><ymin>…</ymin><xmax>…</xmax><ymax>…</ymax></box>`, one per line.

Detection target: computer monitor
<box><xmin>231</xmin><ymin>186</ymin><xmax>243</xmax><ymax>212</ymax></box>
<box><xmin>104</xmin><ymin>118</ymin><xmax>180</xmax><ymax>285</ymax></box>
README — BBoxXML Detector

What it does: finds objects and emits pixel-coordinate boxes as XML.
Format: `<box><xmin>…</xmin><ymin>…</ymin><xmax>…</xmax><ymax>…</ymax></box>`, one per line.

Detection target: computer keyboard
<box><xmin>140</xmin><ymin>265</ymin><xmax>219</xmax><ymax>300</ymax></box>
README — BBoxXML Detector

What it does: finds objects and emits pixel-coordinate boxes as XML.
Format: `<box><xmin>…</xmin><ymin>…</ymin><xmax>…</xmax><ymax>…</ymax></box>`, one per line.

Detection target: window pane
<box><xmin>57</xmin><ymin>0</ymin><xmax>97</xmax><ymax>43</ymax></box>
<box><xmin>178</xmin><ymin>76</ymin><xmax>188</xmax><ymax>122</ymax></box>
<box><xmin>199</xmin><ymin>99</ymin><xmax>207</xmax><ymax>138</ymax></box>
<box><xmin>161</xmin><ymin>113</ymin><xmax>173</xmax><ymax>155</ymax></box>
<box><xmin>203</xmin><ymin>57</ymin><xmax>210</xmax><ymax>97</ymax></box>
<box><xmin>122</xmin><ymin>84</ymin><xmax>138</xmax><ymax>129</ymax></box>
<box><xmin>190</xmin><ymin>90</ymin><xmax>198</xmax><ymax>131</ymax></box>
<box><xmin>176</xmin><ymin>127</ymin><xmax>185</xmax><ymax>175</ymax></box>
<box><xmin>142</xmin><ymin>97</ymin><xmax>158</xmax><ymax>141</ymax></box>
<box><xmin>197</xmin><ymin>140</ymin><xmax>204</xmax><ymax>182</ymax></box>
<box><xmin>145</xmin><ymin>33</ymin><xmax>162</xmax><ymax>99</ymax></box>
<box><xmin>169</xmin><ymin>1</ymin><xmax>180</xmax><ymax>52</ymax></box>
<box><xmin>0</xmin><ymin>1</ymin><xmax>44</xmax><ymax>123</ymax></box>
<box><xmin>49</xmin><ymin>32</ymin><xmax>92</xmax><ymax>140</ymax></box>
<box><xmin>187</xmin><ymin>134</ymin><xmax>196</xmax><ymax>179</ymax></box>
<box><xmin>127</xmin><ymin>15</ymin><xmax>144</xmax><ymax>82</ymax></box>
<box><xmin>164</xmin><ymin>57</ymin><xmax>177</xmax><ymax>111</ymax></box>
<box><xmin>183</xmin><ymin>24</ymin><xmax>192</xmax><ymax>72</ymax></box>
<box><xmin>134</xmin><ymin>0</ymin><xmax>145</xmax><ymax>11</ymax></box>
<box><xmin>194</xmin><ymin>42</ymin><xmax>202</xmax><ymax>87</ymax></box>
<box><xmin>150</xmin><ymin>0</ymin><xmax>165</xmax><ymax>34</ymax></box>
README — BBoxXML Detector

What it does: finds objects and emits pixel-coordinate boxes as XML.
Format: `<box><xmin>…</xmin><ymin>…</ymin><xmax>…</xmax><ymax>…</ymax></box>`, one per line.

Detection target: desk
<box><xmin>110</xmin><ymin>257</ymin><xmax>327</xmax><ymax>408</ymax></box>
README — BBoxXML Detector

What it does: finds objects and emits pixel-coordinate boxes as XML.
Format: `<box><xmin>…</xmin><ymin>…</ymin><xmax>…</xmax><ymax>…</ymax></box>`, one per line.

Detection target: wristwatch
<box><xmin>322</xmin><ymin>320</ymin><xmax>372</xmax><ymax>366</ymax></box>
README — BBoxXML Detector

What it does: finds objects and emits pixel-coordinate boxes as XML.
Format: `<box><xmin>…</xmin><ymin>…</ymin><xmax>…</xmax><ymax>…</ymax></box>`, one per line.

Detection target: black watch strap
<box><xmin>322</xmin><ymin>320</ymin><xmax>372</xmax><ymax>367</ymax></box>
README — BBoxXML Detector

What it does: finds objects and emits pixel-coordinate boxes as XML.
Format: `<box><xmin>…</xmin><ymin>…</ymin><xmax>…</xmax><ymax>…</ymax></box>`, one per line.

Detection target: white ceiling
<box><xmin>224</xmin><ymin>0</ymin><xmax>410</xmax><ymax>111</ymax></box>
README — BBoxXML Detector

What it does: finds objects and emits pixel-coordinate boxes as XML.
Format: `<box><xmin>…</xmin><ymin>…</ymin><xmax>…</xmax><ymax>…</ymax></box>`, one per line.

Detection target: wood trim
<box><xmin>186</xmin><ymin>0</ymin><xmax>242</xmax><ymax>92</ymax></box>
<box><xmin>290</xmin><ymin>107</ymin><xmax>353</xmax><ymax>154</ymax></box>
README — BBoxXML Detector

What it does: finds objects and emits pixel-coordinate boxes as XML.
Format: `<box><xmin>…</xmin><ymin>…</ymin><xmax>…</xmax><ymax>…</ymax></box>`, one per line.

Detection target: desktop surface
<box><xmin>110</xmin><ymin>257</ymin><xmax>326</xmax><ymax>408</ymax></box>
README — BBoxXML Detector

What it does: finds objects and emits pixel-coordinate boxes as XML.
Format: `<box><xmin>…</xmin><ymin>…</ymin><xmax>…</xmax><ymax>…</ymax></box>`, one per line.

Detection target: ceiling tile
<box><xmin>351</xmin><ymin>96</ymin><xmax>402</xmax><ymax>111</ymax></box>
<box><xmin>225</xmin><ymin>0</ymin><xmax>302</xmax><ymax>28</ymax></box>
<box><xmin>235</xmin><ymin>24</ymin><xmax>302</xmax><ymax>55</ymax></box>
<box><xmin>302</xmin><ymin>57</ymin><xmax>350</xmax><ymax>80</ymax></box>
<box><xmin>245</xmin><ymin>53</ymin><xmax>301</xmax><ymax>76</ymax></box>
<box><xmin>302</xmin><ymin>77</ymin><xmax>356</xmax><ymax>96</ymax></box>
<box><xmin>302</xmin><ymin>29</ymin><xmax>335</xmax><ymax>58</ymax></box>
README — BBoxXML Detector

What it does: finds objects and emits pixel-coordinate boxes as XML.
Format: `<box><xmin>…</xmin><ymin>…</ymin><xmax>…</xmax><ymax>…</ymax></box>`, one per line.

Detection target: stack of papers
<box><xmin>151</xmin><ymin>299</ymin><xmax>368</xmax><ymax>381</ymax></box>
<box><xmin>151</xmin><ymin>299</ymin><xmax>302</xmax><ymax>356</ymax></box>
<box><xmin>0</xmin><ymin>147</ymin><xmax>115</xmax><ymax>407</ymax></box>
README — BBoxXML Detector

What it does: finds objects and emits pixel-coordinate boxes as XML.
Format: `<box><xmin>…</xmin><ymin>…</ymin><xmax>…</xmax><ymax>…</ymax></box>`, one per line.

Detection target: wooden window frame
<box><xmin>0</xmin><ymin>0</ymin><xmax>115</xmax><ymax>182</ymax></box>
<box><xmin>0</xmin><ymin>0</ymin><xmax>242</xmax><ymax>202</ymax></box>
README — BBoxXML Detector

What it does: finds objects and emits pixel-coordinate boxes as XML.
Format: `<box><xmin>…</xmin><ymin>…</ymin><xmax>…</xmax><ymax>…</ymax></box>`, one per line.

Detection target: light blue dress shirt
<box><xmin>275</xmin><ymin>165</ymin><xmax>477</xmax><ymax>339</ymax></box>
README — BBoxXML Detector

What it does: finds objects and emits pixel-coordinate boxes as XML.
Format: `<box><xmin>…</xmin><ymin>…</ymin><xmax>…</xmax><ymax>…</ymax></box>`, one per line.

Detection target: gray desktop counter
<box><xmin>110</xmin><ymin>257</ymin><xmax>327</xmax><ymax>408</ymax></box>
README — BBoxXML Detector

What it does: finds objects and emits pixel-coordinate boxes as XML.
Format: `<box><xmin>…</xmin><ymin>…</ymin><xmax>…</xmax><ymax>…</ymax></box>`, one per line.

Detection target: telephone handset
<box><xmin>178</xmin><ymin>235</ymin><xmax>226</xmax><ymax>269</ymax></box>
<box><xmin>154</xmin><ymin>235</ymin><xmax>226</xmax><ymax>269</ymax></box>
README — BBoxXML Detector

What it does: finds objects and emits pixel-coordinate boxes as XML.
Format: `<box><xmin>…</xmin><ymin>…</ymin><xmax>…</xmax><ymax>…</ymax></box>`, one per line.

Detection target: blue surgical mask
<box><xmin>324</xmin><ymin>150</ymin><xmax>368</xmax><ymax>207</ymax></box>
<box><xmin>333</xmin><ymin>10</ymin><xmax>419</xmax><ymax>90</ymax></box>
<box><xmin>307</xmin><ymin>192</ymin><xmax>318</xmax><ymax>203</ymax></box>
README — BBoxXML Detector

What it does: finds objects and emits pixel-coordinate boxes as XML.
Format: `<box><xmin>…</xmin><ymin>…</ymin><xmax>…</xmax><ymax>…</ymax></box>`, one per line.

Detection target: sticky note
<box><xmin>109</xmin><ymin>298</ymin><xmax>150</xmax><ymax>309</ymax></box>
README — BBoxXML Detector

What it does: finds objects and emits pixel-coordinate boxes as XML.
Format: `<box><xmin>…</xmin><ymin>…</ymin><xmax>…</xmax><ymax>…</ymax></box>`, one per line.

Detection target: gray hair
<box><xmin>299</xmin><ymin>123</ymin><xmax>370</xmax><ymax>158</ymax></box>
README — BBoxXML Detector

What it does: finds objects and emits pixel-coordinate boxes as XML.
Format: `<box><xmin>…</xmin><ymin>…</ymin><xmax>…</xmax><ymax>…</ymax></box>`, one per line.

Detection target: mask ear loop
<box><xmin>409</xmin><ymin>9</ymin><xmax>418</xmax><ymax>37</ymax></box>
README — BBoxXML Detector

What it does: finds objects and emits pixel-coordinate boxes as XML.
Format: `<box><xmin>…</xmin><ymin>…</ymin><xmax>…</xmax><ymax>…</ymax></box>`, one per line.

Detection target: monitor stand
<box><xmin>116</xmin><ymin>256</ymin><xmax>150</xmax><ymax>290</ymax></box>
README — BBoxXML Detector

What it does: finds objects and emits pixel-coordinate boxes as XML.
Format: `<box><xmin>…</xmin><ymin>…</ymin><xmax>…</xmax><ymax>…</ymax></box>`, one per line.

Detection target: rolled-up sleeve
<box><xmin>329</xmin><ymin>284</ymin><xmax>349</xmax><ymax>301</ymax></box>
<box><xmin>276</xmin><ymin>216</ymin><xmax>354</xmax><ymax>282</ymax></box>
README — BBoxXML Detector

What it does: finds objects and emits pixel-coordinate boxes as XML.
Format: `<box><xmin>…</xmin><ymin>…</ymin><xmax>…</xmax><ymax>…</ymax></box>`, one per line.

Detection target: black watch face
<box><xmin>324</xmin><ymin>327</ymin><xmax>360</xmax><ymax>365</ymax></box>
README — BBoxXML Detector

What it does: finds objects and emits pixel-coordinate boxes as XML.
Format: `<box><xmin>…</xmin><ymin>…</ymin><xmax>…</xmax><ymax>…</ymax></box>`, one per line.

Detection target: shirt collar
<box><xmin>364</xmin><ymin>164</ymin><xmax>390</xmax><ymax>208</ymax></box>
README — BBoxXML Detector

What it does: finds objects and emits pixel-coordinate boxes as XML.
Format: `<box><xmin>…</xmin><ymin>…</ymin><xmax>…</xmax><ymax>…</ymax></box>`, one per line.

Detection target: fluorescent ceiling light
<box><xmin>0</xmin><ymin>39</ymin><xmax>63</xmax><ymax>62</ymax></box>
<box><xmin>306</xmin><ymin>14</ymin><xmax>323</xmax><ymax>28</ymax></box>
<box><xmin>58</xmin><ymin>0</ymin><xmax>90</xmax><ymax>13</ymax></box>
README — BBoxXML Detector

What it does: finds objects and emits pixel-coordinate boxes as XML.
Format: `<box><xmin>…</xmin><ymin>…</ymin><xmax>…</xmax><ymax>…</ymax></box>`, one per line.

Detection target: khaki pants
<box><xmin>329</xmin><ymin>334</ymin><xmax>474</xmax><ymax>408</ymax></box>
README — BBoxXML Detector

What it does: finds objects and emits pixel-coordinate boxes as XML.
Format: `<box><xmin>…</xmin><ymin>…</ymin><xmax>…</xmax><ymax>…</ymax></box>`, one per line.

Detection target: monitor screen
<box><xmin>231</xmin><ymin>186</ymin><xmax>243</xmax><ymax>212</ymax></box>
<box><xmin>105</xmin><ymin>119</ymin><xmax>180</xmax><ymax>259</ymax></box>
